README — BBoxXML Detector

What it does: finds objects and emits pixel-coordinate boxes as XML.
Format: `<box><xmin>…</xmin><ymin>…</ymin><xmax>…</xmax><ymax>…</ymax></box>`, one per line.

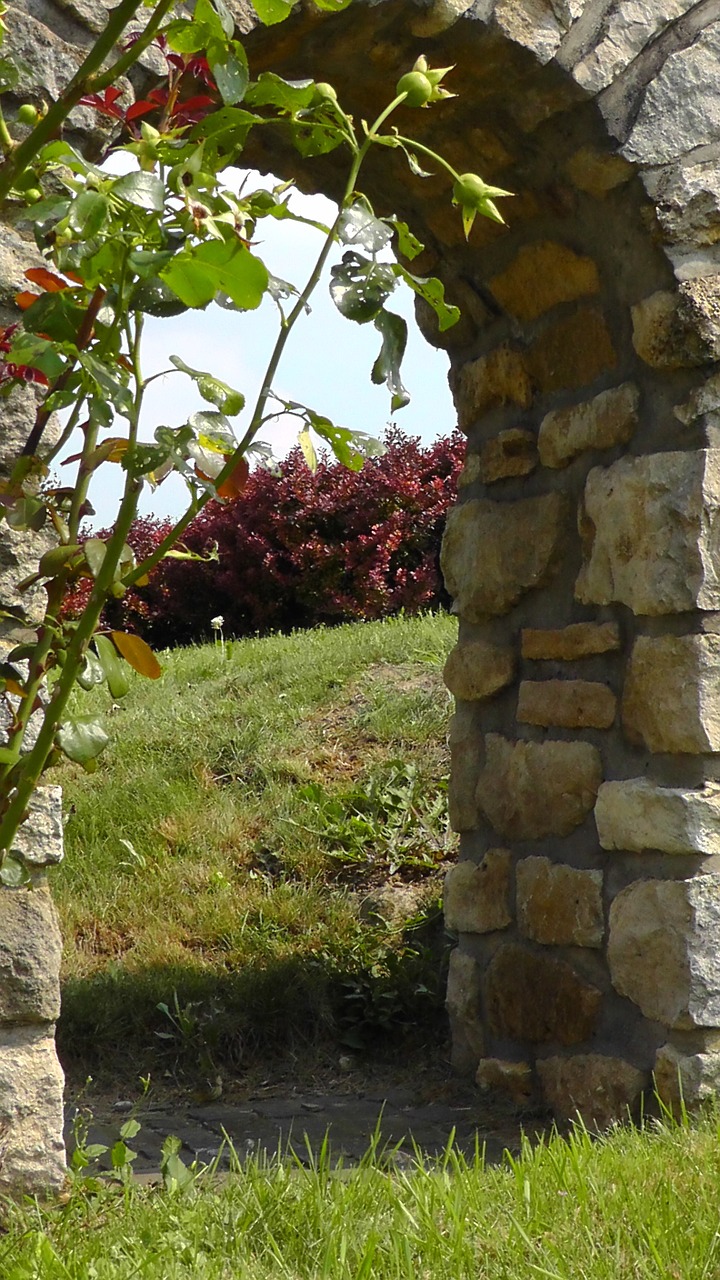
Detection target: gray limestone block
<box><xmin>0</xmin><ymin>881</ymin><xmax>62</xmax><ymax>1023</ymax></box>
<box><xmin>10</xmin><ymin>785</ymin><xmax>64</xmax><ymax>868</ymax></box>
<box><xmin>623</xmin><ymin>25</ymin><xmax>720</xmax><ymax>164</ymax></box>
<box><xmin>0</xmin><ymin>1024</ymin><xmax>65</xmax><ymax>1195</ymax></box>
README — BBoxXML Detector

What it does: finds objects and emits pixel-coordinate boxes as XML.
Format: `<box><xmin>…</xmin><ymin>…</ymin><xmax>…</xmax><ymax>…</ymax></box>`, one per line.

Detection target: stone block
<box><xmin>452</xmin><ymin>346</ymin><xmax>532</xmax><ymax>430</ymax></box>
<box><xmin>631</xmin><ymin>290</ymin><xmax>709</xmax><ymax>369</ymax></box>
<box><xmin>622</xmin><ymin>634</ymin><xmax>720</xmax><ymax>753</ymax></box>
<box><xmin>526</xmin><ymin>306</ymin><xmax>616</xmax><ymax>395</ymax></box>
<box><xmin>537</xmin><ymin>1055</ymin><xmax>646</xmax><ymax>1128</ymax></box>
<box><xmin>571</xmin><ymin>0</ymin><xmax>692</xmax><ymax>96</ymax></box>
<box><xmin>448</xmin><ymin>710</ymin><xmax>482</xmax><ymax>832</ymax></box>
<box><xmin>521</xmin><ymin>622</ymin><xmax>621</xmax><ymax>661</ymax></box>
<box><xmin>608</xmin><ymin>875</ymin><xmax>720</xmax><ymax>1028</ymax></box>
<box><xmin>445</xmin><ymin>949</ymin><xmax>485</xmax><ymax>1074</ymax></box>
<box><xmin>595</xmin><ymin>778</ymin><xmax>720</xmax><ymax>856</ymax></box>
<box><xmin>488</xmin><ymin>242</ymin><xmax>599</xmax><ymax>323</ymax></box>
<box><xmin>654</xmin><ymin>1040</ymin><xmax>720</xmax><ymax>1113</ymax></box>
<box><xmin>492</xmin><ymin>0</ymin><xmax>565</xmax><ymax>65</ymax></box>
<box><xmin>444</xmin><ymin>851</ymin><xmax>513</xmax><ymax>934</ymax></box>
<box><xmin>0</xmin><ymin>883</ymin><xmax>61</xmax><ymax>1023</ymax></box>
<box><xmin>0</xmin><ymin>1026</ymin><xmax>65</xmax><ymax>1195</ymax></box>
<box><xmin>10</xmin><ymin>786</ymin><xmax>64</xmax><ymax>867</ymax></box>
<box><xmin>575</xmin><ymin>450</ymin><xmax>720</xmax><ymax>615</ymax></box>
<box><xmin>458</xmin><ymin>454</ymin><xmax>481</xmax><ymax>489</ymax></box>
<box><xmin>565</xmin><ymin>146</ymin><xmax>634</xmax><ymax>197</ymax></box>
<box><xmin>517</xmin><ymin>679</ymin><xmax>616</xmax><ymax>730</ymax></box>
<box><xmin>538</xmin><ymin>383</ymin><xmax>639</xmax><ymax>468</ymax></box>
<box><xmin>477</xmin><ymin>735</ymin><xmax>602</xmax><ymax>841</ymax></box>
<box><xmin>479</xmin><ymin>429</ymin><xmax>538</xmax><ymax>484</ymax></box>
<box><xmin>623</xmin><ymin>27</ymin><xmax>720</xmax><ymax>166</ymax></box>
<box><xmin>440</xmin><ymin>494</ymin><xmax>566</xmax><ymax>621</ymax></box>
<box><xmin>516</xmin><ymin>856</ymin><xmax>604</xmax><ymax>948</ymax></box>
<box><xmin>650</xmin><ymin>160</ymin><xmax>720</xmax><ymax>247</ymax></box>
<box><xmin>443</xmin><ymin>641</ymin><xmax>515</xmax><ymax>701</ymax></box>
<box><xmin>484</xmin><ymin>943</ymin><xmax>602</xmax><ymax>1044</ymax></box>
<box><xmin>475</xmin><ymin>1058</ymin><xmax>534</xmax><ymax>1104</ymax></box>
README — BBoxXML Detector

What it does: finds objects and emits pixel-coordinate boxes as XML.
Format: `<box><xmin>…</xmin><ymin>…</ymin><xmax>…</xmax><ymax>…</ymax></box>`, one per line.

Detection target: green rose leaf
<box><xmin>329</xmin><ymin>253</ymin><xmax>396</xmax><ymax>324</ymax></box>
<box><xmin>67</xmin><ymin>190</ymin><xmax>109</xmax><ymax>237</ymax></box>
<box><xmin>372</xmin><ymin>310</ymin><xmax>410</xmax><ymax>412</ymax></box>
<box><xmin>170</xmin><ymin>355</ymin><xmax>245</xmax><ymax>415</ymax></box>
<box><xmin>20</xmin><ymin>292</ymin><xmax>87</xmax><ymax>345</ymax></box>
<box><xmin>94</xmin><ymin>634</ymin><xmax>131</xmax><ymax>700</ymax></box>
<box><xmin>395</xmin><ymin>265</ymin><xmax>460</xmax><ymax>332</ymax></box>
<box><xmin>78</xmin><ymin>352</ymin><xmax>133</xmax><ymax>418</ymax></box>
<box><xmin>160</xmin><ymin>240</ymin><xmax>268</xmax><ymax>310</ymax></box>
<box><xmin>248</xmin><ymin>0</ymin><xmax>293</xmax><ymax>25</ymax></box>
<box><xmin>131</xmin><ymin>277</ymin><xmax>188</xmax><ymax>318</ymax></box>
<box><xmin>111</xmin><ymin>171</ymin><xmax>165</xmax><ymax>213</ymax></box>
<box><xmin>213</xmin><ymin>43</ymin><xmax>249</xmax><ymax>106</ymax></box>
<box><xmin>57</xmin><ymin>716</ymin><xmax>110</xmax><ymax>768</ymax></box>
<box><xmin>245</xmin><ymin>73</ymin><xmax>314</xmax><ymax>111</ymax></box>
<box><xmin>76</xmin><ymin>651</ymin><xmax>105</xmax><ymax>691</ymax></box>
<box><xmin>338</xmin><ymin>205</ymin><xmax>392</xmax><ymax>254</ymax></box>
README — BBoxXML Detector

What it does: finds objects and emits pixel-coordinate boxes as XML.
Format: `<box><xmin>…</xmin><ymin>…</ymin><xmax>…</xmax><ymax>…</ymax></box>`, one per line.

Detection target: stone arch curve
<box><xmin>242</xmin><ymin>0</ymin><xmax>720</xmax><ymax>1125</ymax></box>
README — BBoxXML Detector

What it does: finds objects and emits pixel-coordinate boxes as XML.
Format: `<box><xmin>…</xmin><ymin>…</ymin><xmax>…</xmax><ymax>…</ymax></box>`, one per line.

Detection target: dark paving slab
<box><xmin>65</xmin><ymin>1083</ymin><xmax>538</xmax><ymax>1177</ymax></box>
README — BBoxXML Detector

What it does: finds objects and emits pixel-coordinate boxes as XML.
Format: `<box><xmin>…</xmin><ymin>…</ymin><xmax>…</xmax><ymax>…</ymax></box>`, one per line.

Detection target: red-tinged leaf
<box><xmin>4</xmin><ymin>678</ymin><xmax>26</xmax><ymax>699</ymax></box>
<box><xmin>111</xmin><ymin>631</ymin><xmax>162</xmax><ymax>679</ymax></box>
<box><xmin>173</xmin><ymin>95</ymin><xmax>216</xmax><ymax>125</ymax></box>
<box><xmin>24</xmin><ymin>267</ymin><xmax>68</xmax><ymax>293</ymax></box>
<box><xmin>125</xmin><ymin>99</ymin><xmax>158</xmax><ymax>122</ymax></box>
<box><xmin>217</xmin><ymin>456</ymin><xmax>249</xmax><ymax>500</ymax></box>
<box><xmin>14</xmin><ymin>291</ymin><xmax>39</xmax><ymax>311</ymax></box>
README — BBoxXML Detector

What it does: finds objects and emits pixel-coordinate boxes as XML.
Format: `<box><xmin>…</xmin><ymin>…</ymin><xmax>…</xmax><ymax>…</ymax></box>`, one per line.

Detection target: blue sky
<box><xmin>79</xmin><ymin>174</ymin><xmax>455</xmax><ymax>527</ymax></box>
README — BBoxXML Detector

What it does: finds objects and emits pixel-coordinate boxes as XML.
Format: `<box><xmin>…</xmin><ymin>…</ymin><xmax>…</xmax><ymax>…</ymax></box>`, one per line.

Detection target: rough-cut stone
<box><xmin>624</xmin><ymin>27</ymin><xmax>720</xmax><ymax>165</ymax></box>
<box><xmin>452</xmin><ymin>346</ymin><xmax>532</xmax><ymax>429</ymax></box>
<box><xmin>484</xmin><ymin>944</ymin><xmax>602</xmax><ymax>1044</ymax></box>
<box><xmin>654</xmin><ymin>1040</ymin><xmax>720</xmax><ymax>1112</ymax></box>
<box><xmin>565</xmin><ymin>146</ymin><xmax>634</xmax><ymax>197</ymax></box>
<box><xmin>675</xmin><ymin>370</ymin><xmax>720</xmax><ymax>427</ymax></box>
<box><xmin>479</xmin><ymin>429</ymin><xmax>538</xmax><ymax>484</ymax></box>
<box><xmin>622</xmin><ymin>634</ymin><xmax>720</xmax><ymax>753</ymax></box>
<box><xmin>441</xmin><ymin>494</ymin><xmax>566</xmax><ymax>621</ymax></box>
<box><xmin>446</xmin><ymin>949</ymin><xmax>485</xmax><ymax>1074</ymax></box>
<box><xmin>521</xmin><ymin>622</ymin><xmax>621</xmax><ymax>661</ymax></box>
<box><xmin>443</xmin><ymin>641</ymin><xmax>515</xmax><ymax>701</ymax></box>
<box><xmin>595</xmin><ymin>778</ymin><xmax>720</xmax><ymax>856</ymax></box>
<box><xmin>526</xmin><ymin>306</ymin><xmax>616</xmax><ymax>394</ymax></box>
<box><xmin>608</xmin><ymin>876</ymin><xmax>720</xmax><ymax>1028</ymax></box>
<box><xmin>476</xmin><ymin>1058</ymin><xmax>534</xmax><ymax>1104</ymax></box>
<box><xmin>572</xmin><ymin>0</ymin><xmax>692</xmax><ymax>95</ymax></box>
<box><xmin>631</xmin><ymin>289</ymin><xmax>719</xmax><ymax>368</ymax></box>
<box><xmin>488</xmin><ymin>242</ymin><xmax>599</xmax><ymax>322</ymax></box>
<box><xmin>537</xmin><ymin>1055</ymin><xmax>646</xmax><ymax>1128</ymax></box>
<box><xmin>650</xmin><ymin>160</ymin><xmax>720</xmax><ymax>247</ymax></box>
<box><xmin>477</xmin><ymin>736</ymin><xmax>602</xmax><ymax>840</ymax></box>
<box><xmin>0</xmin><ymin>1026</ymin><xmax>65</xmax><ymax>1194</ymax></box>
<box><xmin>10</xmin><ymin>786</ymin><xmax>64</xmax><ymax>867</ymax></box>
<box><xmin>538</xmin><ymin>383</ymin><xmax>639</xmax><ymax>468</ymax></box>
<box><xmin>458</xmin><ymin>454</ymin><xmax>481</xmax><ymax>489</ymax></box>
<box><xmin>516</xmin><ymin>856</ymin><xmax>604</xmax><ymax>948</ymax></box>
<box><xmin>492</xmin><ymin>0</ymin><xmax>566</xmax><ymax>65</ymax></box>
<box><xmin>575</xmin><ymin>451</ymin><xmax>720</xmax><ymax>615</ymax></box>
<box><xmin>0</xmin><ymin>884</ymin><xmax>61</xmax><ymax>1023</ymax></box>
<box><xmin>517</xmin><ymin>679</ymin><xmax>616</xmax><ymax>730</ymax></box>
<box><xmin>444</xmin><ymin>851</ymin><xmax>513</xmax><ymax>934</ymax></box>
<box><xmin>448</xmin><ymin>709</ymin><xmax>482</xmax><ymax>832</ymax></box>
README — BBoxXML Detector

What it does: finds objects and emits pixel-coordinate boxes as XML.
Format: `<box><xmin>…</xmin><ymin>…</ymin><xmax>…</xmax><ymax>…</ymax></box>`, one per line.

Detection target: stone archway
<box><xmin>243</xmin><ymin>0</ymin><xmax>720</xmax><ymax>1127</ymax></box>
<box><xmin>5</xmin><ymin>0</ymin><xmax>720</xmax><ymax>1188</ymax></box>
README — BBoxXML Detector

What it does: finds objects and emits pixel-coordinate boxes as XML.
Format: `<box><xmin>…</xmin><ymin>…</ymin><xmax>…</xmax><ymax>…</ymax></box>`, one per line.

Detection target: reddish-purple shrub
<box><xmin>65</xmin><ymin>428</ymin><xmax>464</xmax><ymax>647</ymax></box>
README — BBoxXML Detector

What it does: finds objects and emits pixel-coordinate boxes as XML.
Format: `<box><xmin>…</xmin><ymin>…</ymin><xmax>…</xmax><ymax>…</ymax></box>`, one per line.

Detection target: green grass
<box><xmin>54</xmin><ymin>612</ymin><xmax>458</xmax><ymax>1085</ymax></box>
<box><xmin>6</xmin><ymin>1110</ymin><xmax>720</xmax><ymax>1277</ymax></box>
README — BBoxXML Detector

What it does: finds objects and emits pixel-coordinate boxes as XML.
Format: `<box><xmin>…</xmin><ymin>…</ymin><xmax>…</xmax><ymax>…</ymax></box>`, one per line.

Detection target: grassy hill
<box><xmin>54</xmin><ymin>612</ymin><xmax>458</xmax><ymax>1091</ymax></box>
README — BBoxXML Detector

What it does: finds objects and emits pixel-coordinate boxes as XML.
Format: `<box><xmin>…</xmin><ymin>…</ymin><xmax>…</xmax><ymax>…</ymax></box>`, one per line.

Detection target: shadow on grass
<box><xmin>58</xmin><ymin>934</ymin><xmax>451</xmax><ymax>1087</ymax></box>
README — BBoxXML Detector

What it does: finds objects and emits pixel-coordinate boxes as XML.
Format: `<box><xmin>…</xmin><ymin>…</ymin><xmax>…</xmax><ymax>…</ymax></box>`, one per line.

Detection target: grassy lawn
<box><xmin>5</xmin><ymin>1110</ymin><xmax>720</xmax><ymax>1277</ymax></box>
<box><xmin>55</xmin><ymin>612</ymin><xmax>458</xmax><ymax>1089</ymax></box>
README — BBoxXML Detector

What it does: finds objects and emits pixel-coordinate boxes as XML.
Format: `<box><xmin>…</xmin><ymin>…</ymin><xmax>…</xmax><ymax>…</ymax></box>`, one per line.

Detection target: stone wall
<box><xmin>7</xmin><ymin>0</ymin><xmax>720</xmax><ymax>1186</ymax></box>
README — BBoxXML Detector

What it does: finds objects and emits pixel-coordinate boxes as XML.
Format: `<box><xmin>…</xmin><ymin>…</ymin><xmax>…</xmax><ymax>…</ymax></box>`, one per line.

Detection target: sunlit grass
<box><xmin>6</xmin><ymin>1109</ymin><xmax>720</xmax><ymax>1278</ymax></box>
<box><xmin>55</xmin><ymin>612</ymin><xmax>457</xmax><ymax>1084</ymax></box>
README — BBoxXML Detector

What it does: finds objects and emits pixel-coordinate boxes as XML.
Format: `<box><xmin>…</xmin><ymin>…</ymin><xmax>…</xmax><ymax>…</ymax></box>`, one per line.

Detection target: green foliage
<box><xmin>6</xmin><ymin>1108</ymin><xmax>720</xmax><ymax>1277</ymax></box>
